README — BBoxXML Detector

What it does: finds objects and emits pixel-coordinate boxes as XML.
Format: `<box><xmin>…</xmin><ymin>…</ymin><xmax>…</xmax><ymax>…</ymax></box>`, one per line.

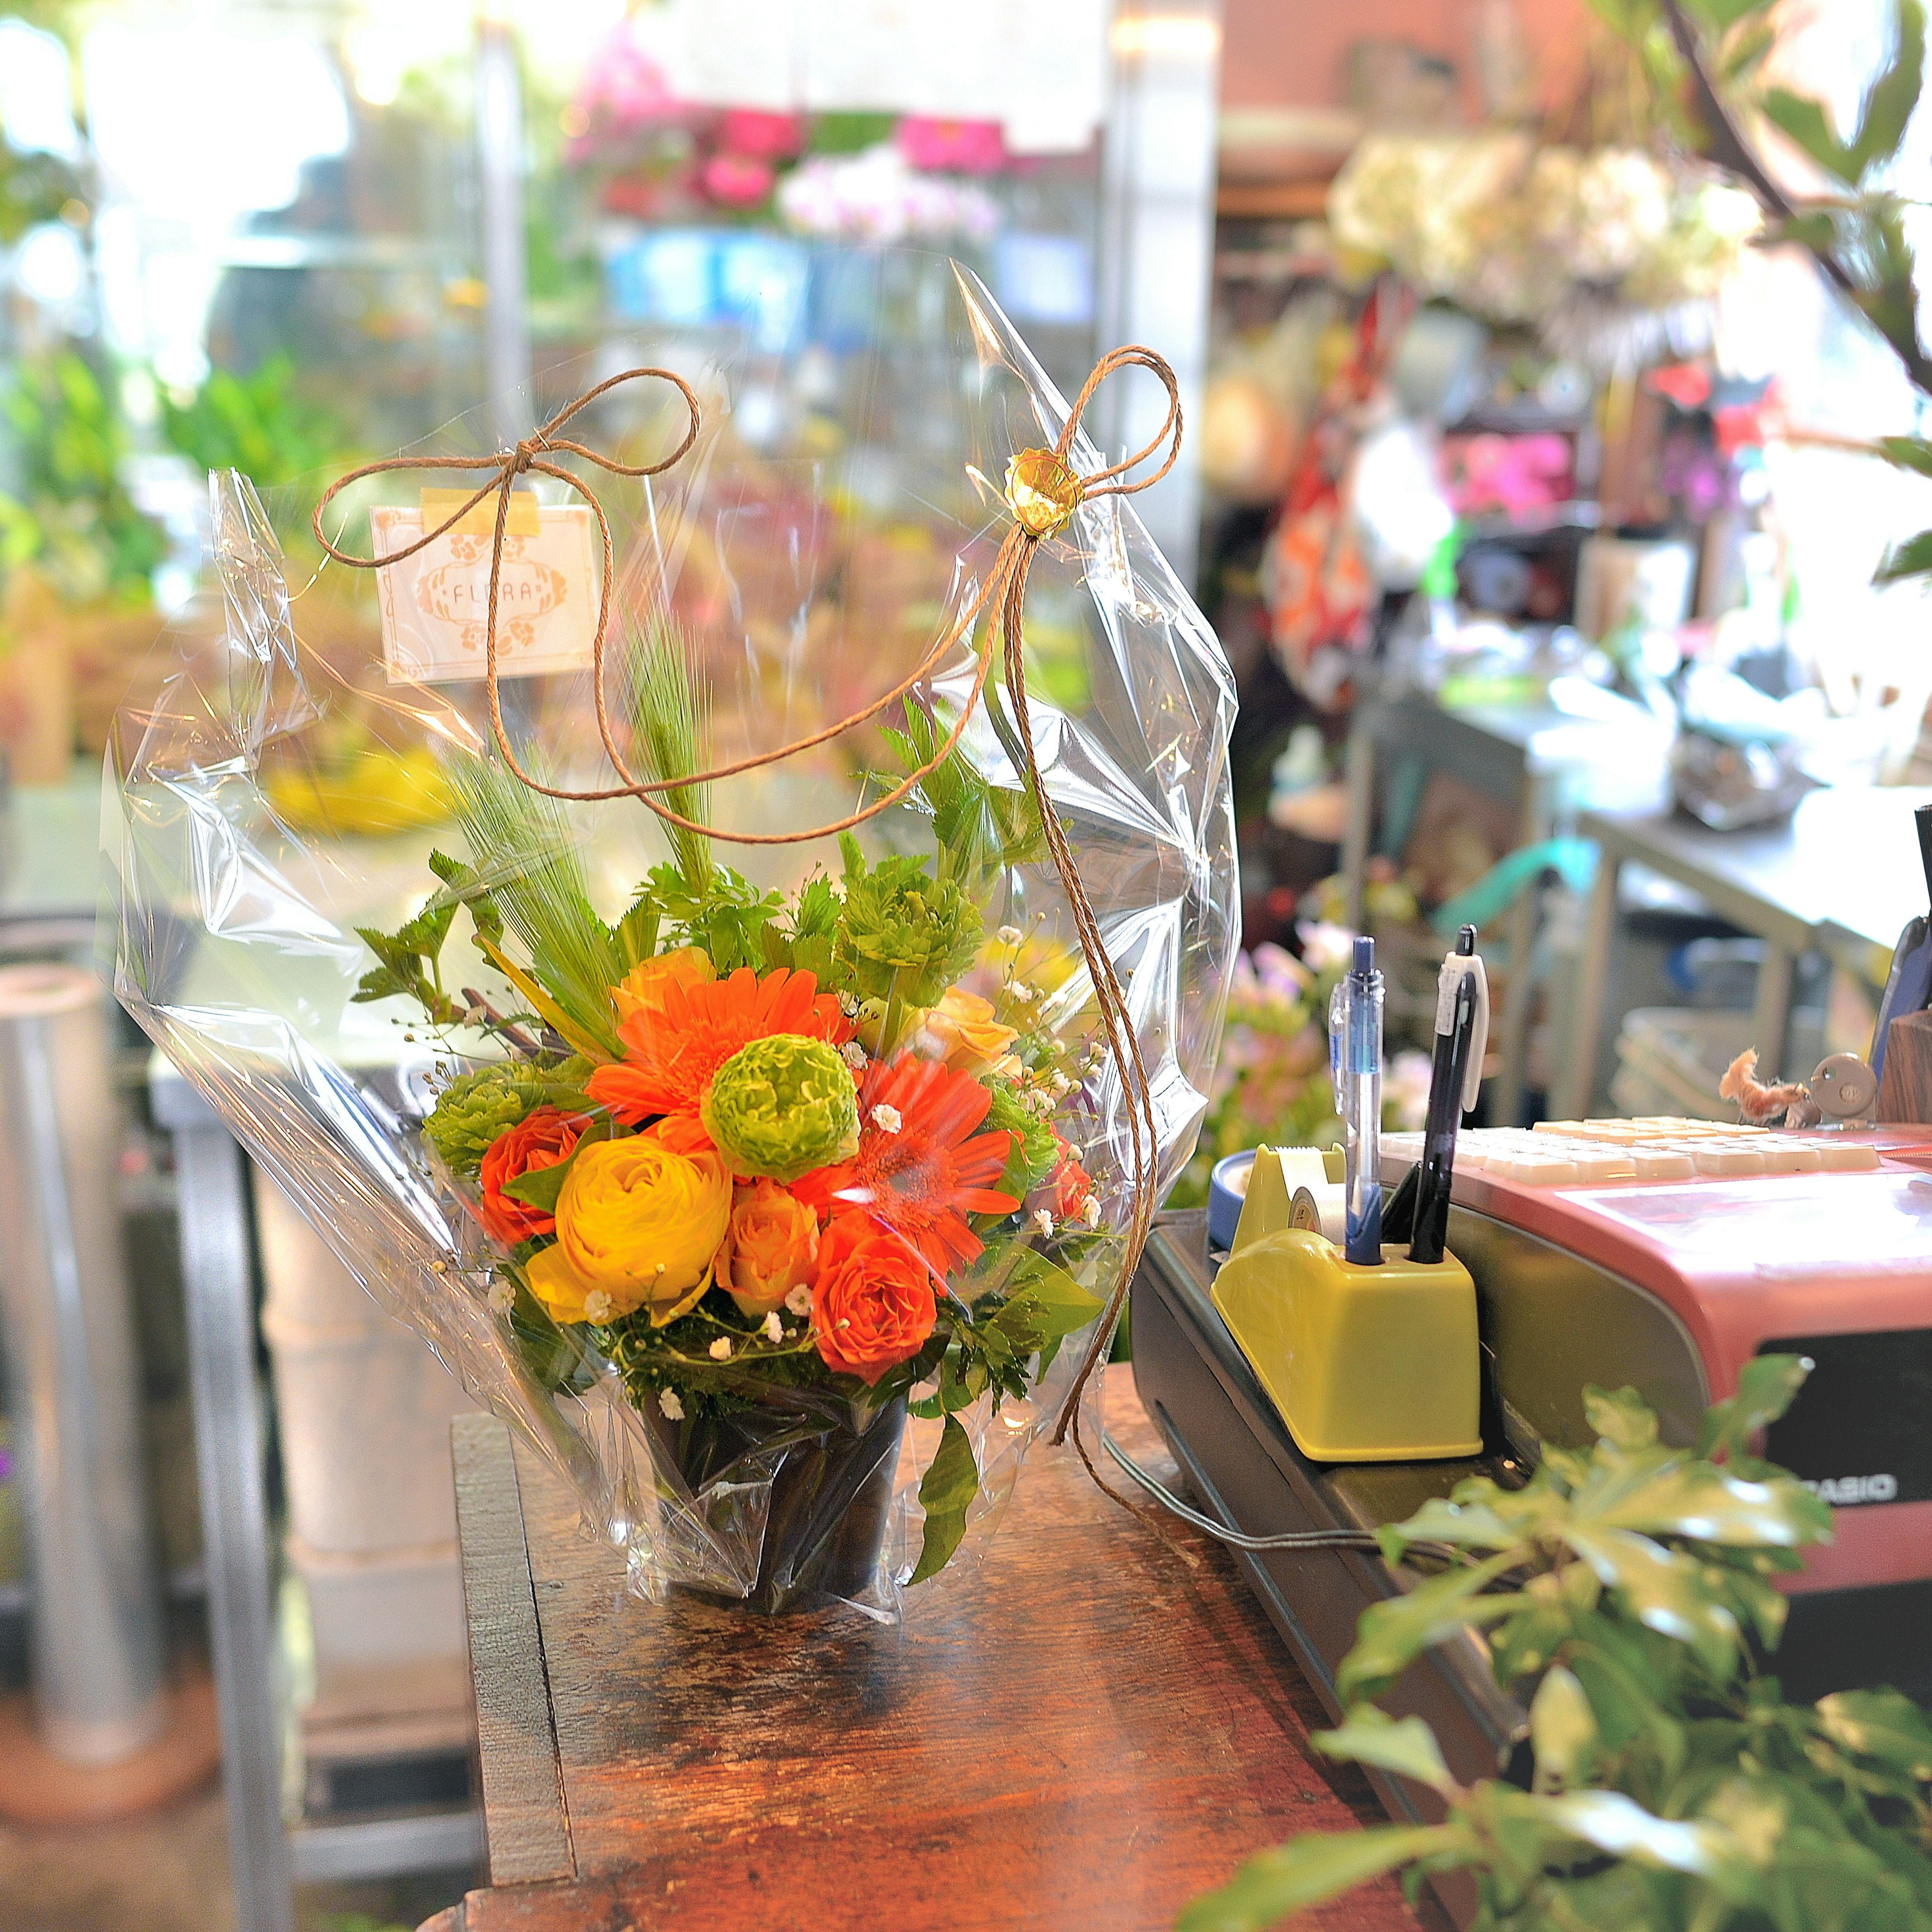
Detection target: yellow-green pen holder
<box><xmin>1211</xmin><ymin>1147</ymin><xmax>1481</xmax><ymax>1463</ymax></box>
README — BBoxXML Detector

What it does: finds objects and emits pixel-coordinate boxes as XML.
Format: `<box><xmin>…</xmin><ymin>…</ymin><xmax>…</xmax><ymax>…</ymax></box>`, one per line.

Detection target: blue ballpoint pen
<box><xmin>1330</xmin><ymin>934</ymin><xmax>1385</xmax><ymax>1265</ymax></box>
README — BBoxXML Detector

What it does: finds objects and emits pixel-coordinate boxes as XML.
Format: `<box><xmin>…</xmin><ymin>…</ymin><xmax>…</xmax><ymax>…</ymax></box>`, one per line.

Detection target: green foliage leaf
<box><xmin>1584</xmin><ymin>1384</ymin><xmax>1660</xmax><ymax>1451</ymax></box>
<box><xmin>1527</xmin><ymin>1788</ymin><xmax>1735</xmax><ymax>1879</ymax></box>
<box><xmin>428</xmin><ymin>847</ymin><xmax>504</xmax><ymax>945</ymax></box>
<box><xmin>1531</xmin><ymin>1664</ymin><xmax>1599</xmax><ymax>1792</ymax></box>
<box><xmin>1175</xmin><ymin>1825</ymin><xmax>1460</xmax><ymax>1932</ymax></box>
<box><xmin>1875</xmin><ymin>528</ymin><xmax>1932</xmax><ymax>585</ymax></box>
<box><xmin>1857</xmin><ymin>203</ymin><xmax>1923</xmax><ymax>373</ymax></box>
<box><xmin>1315</xmin><ymin>1707</ymin><xmax>1456</xmax><ymax>1794</ymax></box>
<box><xmin>1377</xmin><ymin>1492</ymin><xmax>1519</xmax><ymax>1561</ymax></box>
<box><xmin>1699</xmin><ymin>1352</ymin><xmax>1812</xmax><ymax>1460</ymax></box>
<box><xmin>908</xmin><ymin>1413</ymin><xmax>979</xmax><ymax>1585</ymax></box>
<box><xmin>614</xmin><ymin>895</ymin><xmax>659</xmax><ymax>973</ymax></box>
<box><xmin>352</xmin><ymin>965</ymin><xmax>412</xmax><ymax>1004</ymax></box>
<box><xmin>1337</xmin><ymin>1552</ymin><xmax>1520</xmax><ymax>1706</ymax></box>
<box><xmin>1582</xmin><ymin>1457</ymin><xmax>1830</xmax><ymax>1549</ymax></box>
<box><xmin>1850</xmin><ymin>0</ymin><xmax>1926</xmax><ymax>177</ymax></box>
<box><xmin>997</xmin><ymin>1250</ymin><xmax>1105</xmax><ymax>1342</ymax></box>
<box><xmin>1877</xmin><ymin>435</ymin><xmax>1932</xmax><ymax>478</ymax></box>
<box><xmin>1561</xmin><ymin>1525</ymin><xmax>1743</xmax><ymax>1678</ymax></box>
<box><xmin>1682</xmin><ymin>0</ymin><xmax>1779</xmax><ymax>27</ymax></box>
<box><xmin>1815</xmin><ymin>1688</ymin><xmax>1932</xmax><ymax>1779</ymax></box>
<box><xmin>505</xmin><ymin>1276</ymin><xmax>600</xmax><ymax>1395</ymax></box>
<box><xmin>500</xmin><ymin>1156</ymin><xmax>573</xmax><ymax>1213</ymax></box>
<box><xmin>874</xmin><ymin>699</ymin><xmax>1046</xmax><ymax>890</ymax></box>
<box><xmin>1761</xmin><ymin>87</ymin><xmax>1858</xmax><ymax>182</ymax></box>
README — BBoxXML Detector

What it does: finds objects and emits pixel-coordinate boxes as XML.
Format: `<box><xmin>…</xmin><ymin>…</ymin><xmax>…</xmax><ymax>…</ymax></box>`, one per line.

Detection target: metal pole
<box><xmin>0</xmin><ymin>963</ymin><xmax>163</xmax><ymax>1763</ymax></box>
<box><xmin>476</xmin><ymin>13</ymin><xmax>531</xmax><ymax>446</ymax></box>
<box><xmin>162</xmin><ymin>1084</ymin><xmax>295</xmax><ymax>1932</ymax></box>
<box><xmin>1095</xmin><ymin>0</ymin><xmax>1223</xmax><ymax>591</ymax></box>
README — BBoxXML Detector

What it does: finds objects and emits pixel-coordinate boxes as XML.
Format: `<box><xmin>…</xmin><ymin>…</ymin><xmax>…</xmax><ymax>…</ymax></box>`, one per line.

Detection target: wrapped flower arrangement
<box><xmin>107</xmin><ymin>259</ymin><xmax>1236</xmax><ymax>1617</ymax></box>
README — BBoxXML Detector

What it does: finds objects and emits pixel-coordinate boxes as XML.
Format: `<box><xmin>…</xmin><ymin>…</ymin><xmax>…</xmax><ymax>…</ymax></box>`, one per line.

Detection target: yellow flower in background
<box><xmin>267</xmin><ymin>746</ymin><xmax>451</xmax><ymax>837</ymax></box>
<box><xmin>525</xmin><ymin>1136</ymin><xmax>730</xmax><ymax>1326</ymax></box>
<box><xmin>611</xmin><ymin>946</ymin><xmax>715</xmax><ymax>1029</ymax></box>
<box><xmin>925</xmin><ymin>986</ymin><xmax>1018</xmax><ymax>1075</ymax></box>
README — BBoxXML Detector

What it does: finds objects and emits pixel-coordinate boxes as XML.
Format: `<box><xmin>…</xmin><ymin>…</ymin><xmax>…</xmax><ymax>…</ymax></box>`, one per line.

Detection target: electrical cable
<box><xmin>1101</xmin><ymin>1427</ymin><xmax>1458</xmax><ymax>1562</ymax></box>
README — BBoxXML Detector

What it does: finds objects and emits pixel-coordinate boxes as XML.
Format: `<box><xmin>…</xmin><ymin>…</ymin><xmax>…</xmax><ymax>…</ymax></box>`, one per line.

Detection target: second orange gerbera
<box><xmin>587</xmin><ymin>964</ymin><xmax>852</xmax><ymax>1138</ymax></box>
<box><xmin>794</xmin><ymin>1055</ymin><xmax>1018</xmax><ymax>1275</ymax></box>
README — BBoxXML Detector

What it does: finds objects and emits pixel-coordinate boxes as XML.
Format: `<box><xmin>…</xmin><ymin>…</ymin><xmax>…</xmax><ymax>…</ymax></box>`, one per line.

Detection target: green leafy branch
<box><xmin>874</xmin><ymin>698</ymin><xmax>1047</xmax><ymax>890</ymax></box>
<box><xmin>1590</xmin><ymin>0</ymin><xmax>1932</xmax><ymax>584</ymax></box>
<box><xmin>1178</xmin><ymin>1360</ymin><xmax>1932</xmax><ymax>1932</ymax></box>
<box><xmin>352</xmin><ymin>848</ymin><xmax>537</xmax><ymax>1044</ymax></box>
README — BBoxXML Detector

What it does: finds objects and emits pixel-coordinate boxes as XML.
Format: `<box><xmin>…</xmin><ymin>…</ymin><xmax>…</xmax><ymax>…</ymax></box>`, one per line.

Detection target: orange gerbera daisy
<box><xmin>794</xmin><ymin>1055</ymin><xmax>1017</xmax><ymax>1275</ymax></box>
<box><xmin>587</xmin><ymin>965</ymin><xmax>853</xmax><ymax>1142</ymax></box>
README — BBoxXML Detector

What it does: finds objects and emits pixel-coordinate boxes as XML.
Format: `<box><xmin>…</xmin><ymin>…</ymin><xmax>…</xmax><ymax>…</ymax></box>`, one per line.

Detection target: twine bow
<box><xmin>314</xmin><ymin>346</ymin><xmax>1186</xmax><ymax>1499</ymax></box>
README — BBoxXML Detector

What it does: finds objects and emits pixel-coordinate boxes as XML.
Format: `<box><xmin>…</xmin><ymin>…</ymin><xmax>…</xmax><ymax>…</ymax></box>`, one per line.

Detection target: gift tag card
<box><xmin>371</xmin><ymin>493</ymin><xmax>598</xmax><ymax>685</ymax></box>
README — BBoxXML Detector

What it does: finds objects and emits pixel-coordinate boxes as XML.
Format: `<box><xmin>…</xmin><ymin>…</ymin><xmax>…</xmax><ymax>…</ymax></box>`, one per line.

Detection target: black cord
<box><xmin>1100</xmin><ymin>1426</ymin><xmax>1457</xmax><ymax>1563</ymax></box>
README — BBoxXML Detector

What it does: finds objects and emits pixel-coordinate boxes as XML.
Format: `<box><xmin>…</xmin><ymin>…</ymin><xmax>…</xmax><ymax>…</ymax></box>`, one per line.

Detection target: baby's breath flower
<box><xmin>837</xmin><ymin>991</ymin><xmax>860</xmax><ymax>1017</ymax></box>
<box><xmin>658</xmin><ymin>1388</ymin><xmax>685</xmax><ymax>1421</ymax></box>
<box><xmin>841</xmin><ymin>1040</ymin><xmax>869</xmax><ymax>1071</ymax></box>
<box><xmin>1009</xmin><ymin>981</ymin><xmax>1034</xmax><ymax>1003</ymax></box>
<box><xmin>1081</xmin><ymin>1196</ymin><xmax>1102</xmax><ymax>1230</ymax></box>
<box><xmin>997</xmin><ymin>925</ymin><xmax>1022</xmax><ymax>948</ymax></box>
<box><xmin>870</xmin><ymin>1103</ymin><xmax>903</xmax><ymax>1134</ymax></box>
<box><xmin>1033</xmin><ymin>1208</ymin><xmax>1054</xmax><ymax>1237</ymax></box>
<box><xmin>708</xmin><ymin>1336</ymin><xmax>733</xmax><ymax>1361</ymax></box>
<box><xmin>762</xmin><ymin>1310</ymin><xmax>784</xmax><ymax>1343</ymax></box>
<box><xmin>785</xmin><ymin>1284</ymin><xmax>813</xmax><ymax>1317</ymax></box>
<box><xmin>584</xmin><ymin>1290</ymin><xmax>614</xmax><ymax>1323</ymax></box>
<box><xmin>487</xmin><ymin>1279</ymin><xmax>515</xmax><ymax>1315</ymax></box>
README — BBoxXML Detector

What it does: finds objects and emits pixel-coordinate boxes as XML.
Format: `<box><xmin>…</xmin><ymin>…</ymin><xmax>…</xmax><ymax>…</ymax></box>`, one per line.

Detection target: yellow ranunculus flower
<box><xmin>525</xmin><ymin>1136</ymin><xmax>731</xmax><ymax>1327</ymax></box>
<box><xmin>610</xmin><ymin>946</ymin><xmax>715</xmax><ymax>1030</ymax></box>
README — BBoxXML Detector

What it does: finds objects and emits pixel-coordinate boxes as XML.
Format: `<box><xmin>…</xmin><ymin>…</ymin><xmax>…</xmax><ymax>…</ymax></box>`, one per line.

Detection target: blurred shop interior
<box><xmin>2</xmin><ymin>0</ymin><xmax>1930</xmax><ymax>1927</ymax></box>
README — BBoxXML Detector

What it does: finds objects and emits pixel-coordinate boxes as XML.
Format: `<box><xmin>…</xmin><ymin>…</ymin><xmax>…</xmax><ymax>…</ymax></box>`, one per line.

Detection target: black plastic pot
<box><xmin>641</xmin><ymin>1393</ymin><xmax>907</xmax><ymax>1614</ymax></box>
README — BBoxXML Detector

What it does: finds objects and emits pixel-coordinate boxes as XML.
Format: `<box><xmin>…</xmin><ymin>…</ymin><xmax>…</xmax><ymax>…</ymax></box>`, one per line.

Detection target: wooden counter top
<box><xmin>422</xmin><ymin>1365</ymin><xmax>1427</xmax><ymax>1931</ymax></box>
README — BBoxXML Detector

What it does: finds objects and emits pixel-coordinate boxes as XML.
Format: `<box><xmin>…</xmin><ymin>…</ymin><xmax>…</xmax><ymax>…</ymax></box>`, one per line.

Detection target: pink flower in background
<box><xmin>700</xmin><ymin>151</ymin><xmax>776</xmax><ymax>207</ymax></box>
<box><xmin>573</xmin><ymin>20</ymin><xmax>680</xmax><ymax>133</ymax></box>
<box><xmin>721</xmin><ymin>109</ymin><xmax>806</xmax><ymax>160</ymax></box>
<box><xmin>896</xmin><ymin>116</ymin><xmax>1007</xmax><ymax>175</ymax></box>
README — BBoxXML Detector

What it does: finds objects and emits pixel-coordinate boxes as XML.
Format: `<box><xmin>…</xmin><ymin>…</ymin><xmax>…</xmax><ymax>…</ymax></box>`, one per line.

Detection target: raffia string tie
<box><xmin>314</xmin><ymin>345</ymin><xmax>1186</xmax><ymax>1523</ymax></box>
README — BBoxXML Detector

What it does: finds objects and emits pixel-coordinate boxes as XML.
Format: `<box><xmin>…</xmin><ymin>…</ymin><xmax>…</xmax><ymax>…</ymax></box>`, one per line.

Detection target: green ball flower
<box><xmin>699</xmin><ymin>1034</ymin><xmax>860</xmax><ymax>1185</ymax></box>
<box><xmin>423</xmin><ymin>1059</ymin><xmax>589</xmax><ymax>1176</ymax></box>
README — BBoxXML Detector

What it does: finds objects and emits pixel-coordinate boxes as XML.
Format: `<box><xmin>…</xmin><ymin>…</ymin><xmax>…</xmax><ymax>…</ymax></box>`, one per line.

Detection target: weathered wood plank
<box><xmin>427</xmin><ymin>1368</ymin><xmax>1426</xmax><ymax>1931</ymax></box>
<box><xmin>451</xmin><ymin>1412</ymin><xmax>574</xmax><ymax>1886</ymax></box>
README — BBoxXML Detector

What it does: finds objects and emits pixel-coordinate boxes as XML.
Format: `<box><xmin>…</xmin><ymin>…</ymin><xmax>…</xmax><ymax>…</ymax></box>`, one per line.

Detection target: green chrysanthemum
<box><xmin>833</xmin><ymin>836</ymin><xmax>981</xmax><ymax>1012</ymax></box>
<box><xmin>699</xmin><ymin>1034</ymin><xmax>859</xmax><ymax>1185</ymax></box>
<box><xmin>423</xmin><ymin>1059</ymin><xmax>589</xmax><ymax>1176</ymax></box>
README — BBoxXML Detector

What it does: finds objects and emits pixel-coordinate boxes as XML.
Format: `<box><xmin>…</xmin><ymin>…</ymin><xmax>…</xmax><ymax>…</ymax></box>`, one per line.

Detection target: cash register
<box><xmin>1131</xmin><ymin>1115</ymin><xmax>1932</xmax><ymax>1824</ymax></box>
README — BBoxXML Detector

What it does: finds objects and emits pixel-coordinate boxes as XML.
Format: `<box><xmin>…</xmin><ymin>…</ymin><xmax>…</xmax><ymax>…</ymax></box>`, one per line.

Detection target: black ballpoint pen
<box><xmin>1409</xmin><ymin>925</ymin><xmax>1488</xmax><ymax>1267</ymax></box>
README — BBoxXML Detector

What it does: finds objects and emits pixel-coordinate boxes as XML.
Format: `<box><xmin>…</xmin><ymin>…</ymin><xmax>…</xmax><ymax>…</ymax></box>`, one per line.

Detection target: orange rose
<box><xmin>1050</xmin><ymin>1135</ymin><xmax>1094</xmax><ymax>1219</ymax></box>
<box><xmin>924</xmin><ymin>986</ymin><xmax>1018</xmax><ymax>1075</ymax></box>
<box><xmin>811</xmin><ymin>1215</ymin><xmax>936</xmax><ymax>1385</ymax></box>
<box><xmin>475</xmin><ymin>1106</ymin><xmax>582</xmax><ymax>1244</ymax></box>
<box><xmin>721</xmin><ymin>1178</ymin><xmax>820</xmax><ymax>1317</ymax></box>
<box><xmin>610</xmin><ymin>946</ymin><xmax>715</xmax><ymax>1030</ymax></box>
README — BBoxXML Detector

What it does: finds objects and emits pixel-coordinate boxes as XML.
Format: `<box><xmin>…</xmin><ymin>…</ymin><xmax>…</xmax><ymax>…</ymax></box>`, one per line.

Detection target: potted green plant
<box><xmin>1184</xmin><ymin>1358</ymin><xmax>1932</xmax><ymax>1930</ymax></box>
